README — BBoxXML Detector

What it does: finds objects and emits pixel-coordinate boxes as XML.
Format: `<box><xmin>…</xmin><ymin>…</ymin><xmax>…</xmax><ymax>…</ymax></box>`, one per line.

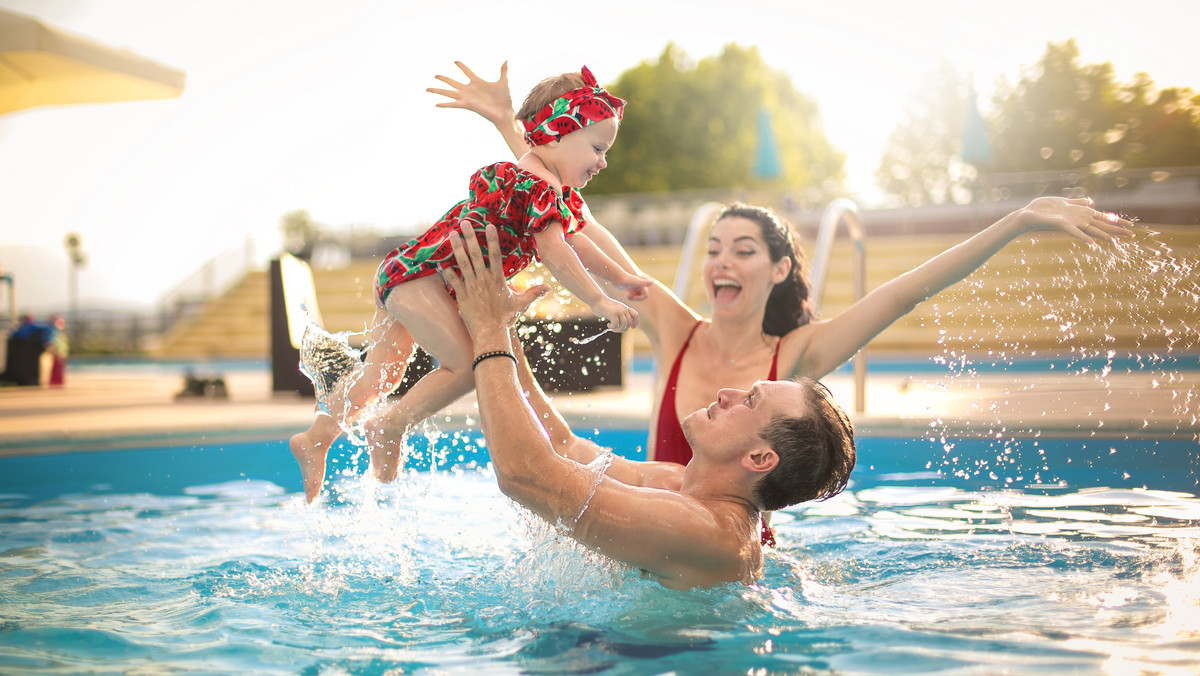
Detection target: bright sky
<box><xmin>2</xmin><ymin>0</ymin><xmax>1198</xmax><ymax>313</ymax></box>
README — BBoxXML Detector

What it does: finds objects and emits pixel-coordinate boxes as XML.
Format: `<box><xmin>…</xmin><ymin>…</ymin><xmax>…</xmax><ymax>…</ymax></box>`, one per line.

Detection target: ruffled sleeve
<box><xmin>520</xmin><ymin>175</ymin><xmax>575</xmax><ymax>237</ymax></box>
<box><xmin>561</xmin><ymin>188</ymin><xmax>589</xmax><ymax>236</ymax></box>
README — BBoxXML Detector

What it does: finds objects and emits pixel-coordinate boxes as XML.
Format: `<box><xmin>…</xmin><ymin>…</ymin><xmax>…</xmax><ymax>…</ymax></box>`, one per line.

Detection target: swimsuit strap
<box><xmin>761</xmin><ymin>518</ymin><xmax>776</xmax><ymax>548</ymax></box>
<box><xmin>767</xmin><ymin>335</ymin><xmax>781</xmax><ymax>380</ymax></box>
<box><xmin>666</xmin><ymin>321</ymin><xmax>704</xmax><ymax>406</ymax></box>
<box><xmin>764</xmin><ymin>336</ymin><xmax>782</xmax><ymax>548</ymax></box>
<box><xmin>652</xmin><ymin>320</ymin><xmax>704</xmax><ymax>465</ymax></box>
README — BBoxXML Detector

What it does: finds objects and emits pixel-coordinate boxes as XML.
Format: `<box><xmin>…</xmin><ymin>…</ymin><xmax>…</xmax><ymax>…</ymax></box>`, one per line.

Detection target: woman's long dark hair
<box><xmin>716</xmin><ymin>203</ymin><xmax>814</xmax><ymax>336</ymax></box>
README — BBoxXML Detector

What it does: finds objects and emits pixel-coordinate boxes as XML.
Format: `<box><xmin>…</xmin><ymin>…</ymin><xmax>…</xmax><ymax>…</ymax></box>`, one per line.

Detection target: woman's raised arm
<box><xmin>788</xmin><ymin>196</ymin><xmax>1134</xmax><ymax>380</ymax></box>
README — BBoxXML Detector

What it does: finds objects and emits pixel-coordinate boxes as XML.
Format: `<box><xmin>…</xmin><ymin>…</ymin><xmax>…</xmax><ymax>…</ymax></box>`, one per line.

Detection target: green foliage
<box><xmin>586</xmin><ymin>43</ymin><xmax>844</xmax><ymax>195</ymax></box>
<box><xmin>992</xmin><ymin>40</ymin><xmax>1200</xmax><ymax>172</ymax></box>
<box><xmin>990</xmin><ymin>40</ymin><xmax>1121</xmax><ymax>172</ymax></box>
<box><xmin>875</xmin><ymin>63</ymin><xmax>977</xmax><ymax>206</ymax></box>
<box><xmin>877</xmin><ymin>39</ymin><xmax>1200</xmax><ymax>204</ymax></box>
<box><xmin>280</xmin><ymin>209</ymin><xmax>316</xmax><ymax>256</ymax></box>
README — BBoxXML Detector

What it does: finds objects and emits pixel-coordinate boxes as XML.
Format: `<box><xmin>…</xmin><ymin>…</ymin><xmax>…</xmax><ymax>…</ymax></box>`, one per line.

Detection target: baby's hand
<box><xmin>427</xmin><ymin>61</ymin><xmax>514</xmax><ymax>126</ymax></box>
<box><xmin>592</xmin><ymin>297</ymin><xmax>639</xmax><ymax>332</ymax></box>
<box><xmin>614</xmin><ymin>273</ymin><xmax>652</xmax><ymax>301</ymax></box>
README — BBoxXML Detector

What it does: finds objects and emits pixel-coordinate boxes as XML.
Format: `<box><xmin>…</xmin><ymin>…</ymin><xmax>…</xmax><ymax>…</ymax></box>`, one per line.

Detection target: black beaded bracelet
<box><xmin>472</xmin><ymin>350</ymin><xmax>517</xmax><ymax>371</ymax></box>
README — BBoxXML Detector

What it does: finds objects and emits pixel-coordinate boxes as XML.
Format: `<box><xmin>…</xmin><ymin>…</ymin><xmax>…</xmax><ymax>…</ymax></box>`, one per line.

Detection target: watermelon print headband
<box><xmin>522</xmin><ymin>66</ymin><xmax>626</xmax><ymax>147</ymax></box>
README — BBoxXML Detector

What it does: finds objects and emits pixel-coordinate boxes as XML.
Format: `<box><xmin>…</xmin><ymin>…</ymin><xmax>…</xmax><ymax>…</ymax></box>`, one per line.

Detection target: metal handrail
<box><xmin>810</xmin><ymin>198</ymin><xmax>867</xmax><ymax>413</ymax></box>
<box><xmin>0</xmin><ymin>271</ymin><xmax>14</xmax><ymax>331</ymax></box>
<box><xmin>672</xmin><ymin>202</ymin><xmax>725</xmax><ymax>299</ymax></box>
<box><xmin>157</xmin><ymin>233</ymin><xmax>259</xmax><ymax>331</ymax></box>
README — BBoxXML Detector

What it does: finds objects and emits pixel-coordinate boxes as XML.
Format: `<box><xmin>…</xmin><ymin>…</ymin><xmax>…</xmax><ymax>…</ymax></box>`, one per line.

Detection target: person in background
<box><xmin>7</xmin><ymin>314</ymin><xmax>55</xmax><ymax>387</ymax></box>
<box><xmin>46</xmin><ymin>314</ymin><xmax>67</xmax><ymax>387</ymax></box>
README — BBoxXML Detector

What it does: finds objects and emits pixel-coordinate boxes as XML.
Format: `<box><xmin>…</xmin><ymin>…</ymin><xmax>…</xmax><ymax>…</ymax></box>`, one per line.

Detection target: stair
<box><xmin>155</xmin><ymin>270</ymin><xmax>271</xmax><ymax>358</ymax></box>
<box><xmin>153</xmin><ymin>225</ymin><xmax>1200</xmax><ymax>359</ymax></box>
<box><xmin>813</xmin><ymin>226</ymin><xmax>1199</xmax><ymax>354</ymax></box>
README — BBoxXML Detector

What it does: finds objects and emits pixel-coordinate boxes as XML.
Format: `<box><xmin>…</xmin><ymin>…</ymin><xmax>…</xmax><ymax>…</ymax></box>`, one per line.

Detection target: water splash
<box><xmin>570</xmin><ymin>328</ymin><xmax>612</xmax><ymax>345</ymax></box>
<box><xmin>560</xmin><ymin>449</ymin><xmax>616</xmax><ymax>531</ymax></box>
<box><xmin>298</xmin><ymin>316</ymin><xmax>365</xmax><ymax>419</ymax></box>
<box><xmin>8</xmin><ymin>448</ymin><xmax>1200</xmax><ymax>673</ymax></box>
<box><xmin>921</xmin><ymin>224</ymin><xmax>1200</xmax><ymax>486</ymax></box>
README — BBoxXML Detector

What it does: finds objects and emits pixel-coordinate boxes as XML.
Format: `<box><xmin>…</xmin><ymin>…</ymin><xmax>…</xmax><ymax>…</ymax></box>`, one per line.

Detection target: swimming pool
<box><xmin>2</xmin><ymin>429</ymin><xmax>1198</xmax><ymax>674</ymax></box>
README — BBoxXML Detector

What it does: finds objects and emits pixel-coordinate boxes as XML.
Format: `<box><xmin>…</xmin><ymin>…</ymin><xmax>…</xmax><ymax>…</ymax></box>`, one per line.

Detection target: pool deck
<box><xmin>1</xmin><ymin>358</ymin><xmax>1197</xmax><ymax>456</ymax></box>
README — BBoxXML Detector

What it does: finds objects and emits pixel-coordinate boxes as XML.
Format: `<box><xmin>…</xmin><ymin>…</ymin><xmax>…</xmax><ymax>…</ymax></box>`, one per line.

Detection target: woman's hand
<box><xmin>428</xmin><ymin>61</ymin><xmax>516</xmax><ymax>127</ymax></box>
<box><xmin>1013</xmin><ymin>196</ymin><xmax>1134</xmax><ymax>245</ymax></box>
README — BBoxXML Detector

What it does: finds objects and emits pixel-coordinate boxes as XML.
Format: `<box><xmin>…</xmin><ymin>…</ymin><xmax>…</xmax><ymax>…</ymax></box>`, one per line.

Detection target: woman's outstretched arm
<box><xmin>787</xmin><ymin>196</ymin><xmax>1134</xmax><ymax>380</ymax></box>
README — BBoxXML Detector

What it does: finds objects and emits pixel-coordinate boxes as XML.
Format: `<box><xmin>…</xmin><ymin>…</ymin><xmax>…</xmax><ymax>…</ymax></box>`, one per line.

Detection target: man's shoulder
<box><xmin>656</xmin><ymin>498</ymin><xmax>762</xmax><ymax>589</ymax></box>
<box><xmin>574</xmin><ymin>481</ymin><xmax>760</xmax><ymax>588</ymax></box>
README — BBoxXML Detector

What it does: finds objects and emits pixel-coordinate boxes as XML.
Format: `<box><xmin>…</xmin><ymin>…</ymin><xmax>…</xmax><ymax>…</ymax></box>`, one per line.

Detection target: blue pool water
<box><xmin>2</xmin><ymin>431</ymin><xmax>1199</xmax><ymax>674</ymax></box>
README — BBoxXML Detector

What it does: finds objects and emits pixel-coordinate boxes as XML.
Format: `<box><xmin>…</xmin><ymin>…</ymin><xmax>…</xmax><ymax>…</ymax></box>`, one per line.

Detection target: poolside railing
<box><xmin>810</xmin><ymin>198</ymin><xmax>867</xmax><ymax>414</ymax></box>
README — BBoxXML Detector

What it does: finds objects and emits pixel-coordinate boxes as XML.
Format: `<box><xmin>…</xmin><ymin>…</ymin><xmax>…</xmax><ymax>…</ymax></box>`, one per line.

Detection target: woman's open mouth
<box><xmin>712</xmin><ymin>279</ymin><xmax>742</xmax><ymax>303</ymax></box>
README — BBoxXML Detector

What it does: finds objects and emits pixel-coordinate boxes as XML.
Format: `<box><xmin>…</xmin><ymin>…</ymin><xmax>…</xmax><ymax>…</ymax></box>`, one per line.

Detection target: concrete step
<box><xmin>154</xmin><ymin>225</ymin><xmax>1200</xmax><ymax>359</ymax></box>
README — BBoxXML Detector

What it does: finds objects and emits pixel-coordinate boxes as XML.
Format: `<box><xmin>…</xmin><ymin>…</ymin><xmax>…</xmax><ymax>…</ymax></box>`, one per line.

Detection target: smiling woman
<box><xmin>590</xmin><ymin>197</ymin><xmax>1133</xmax><ymax>467</ymax></box>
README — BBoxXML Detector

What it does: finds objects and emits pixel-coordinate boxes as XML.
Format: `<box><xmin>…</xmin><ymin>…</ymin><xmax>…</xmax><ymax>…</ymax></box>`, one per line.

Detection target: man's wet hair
<box><xmin>753</xmin><ymin>378</ymin><xmax>856</xmax><ymax>511</ymax></box>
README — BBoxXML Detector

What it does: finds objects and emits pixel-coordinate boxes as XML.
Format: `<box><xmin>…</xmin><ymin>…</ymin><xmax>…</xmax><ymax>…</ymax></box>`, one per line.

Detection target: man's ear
<box><xmin>743</xmin><ymin>445</ymin><xmax>779</xmax><ymax>474</ymax></box>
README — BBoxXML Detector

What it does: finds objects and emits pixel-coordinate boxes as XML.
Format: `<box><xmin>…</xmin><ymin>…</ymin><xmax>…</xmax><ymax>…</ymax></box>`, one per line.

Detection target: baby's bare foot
<box><xmin>289</xmin><ymin>432</ymin><xmax>329</xmax><ymax>503</ymax></box>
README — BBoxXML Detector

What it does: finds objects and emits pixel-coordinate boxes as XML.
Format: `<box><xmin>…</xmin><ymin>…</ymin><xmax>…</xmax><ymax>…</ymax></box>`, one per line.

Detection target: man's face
<box><xmin>682</xmin><ymin>380</ymin><xmax>807</xmax><ymax>459</ymax></box>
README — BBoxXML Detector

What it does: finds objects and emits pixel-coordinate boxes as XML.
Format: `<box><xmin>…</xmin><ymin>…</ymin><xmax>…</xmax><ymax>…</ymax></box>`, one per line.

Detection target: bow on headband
<box><xmin>522</xmin><ymin>66</ymin><xmax>626</xmax><ymax>147</ymax></box>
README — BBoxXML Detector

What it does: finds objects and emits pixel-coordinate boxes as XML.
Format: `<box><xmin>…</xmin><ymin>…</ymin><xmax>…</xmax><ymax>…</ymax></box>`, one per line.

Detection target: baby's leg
<box><xmin>366</xmin><ymin>276</ymin><xmax>476</xmax><ymax>482</ymax></box>
<box><xmin>290</xmin><ymin>308</ymin><xmax>413</xmax><ymax>502</ymax></box>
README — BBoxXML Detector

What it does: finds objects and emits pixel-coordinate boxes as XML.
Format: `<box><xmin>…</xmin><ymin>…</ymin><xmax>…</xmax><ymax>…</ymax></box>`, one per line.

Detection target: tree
<box><xmin>280</xmin><ymin>209</ymin><xmax>316</xmax><ymax>259</ymax></box>
<box><xmin>990</xmin><ymin>40</ymin><xmax>1200</xmax><ymax>173</ymax></box>
<box><xmin>586</xmin><ymin>43</ymin><xmax>844</xmax><ymax>195</ymax></box>
<box><xmin>875</xmin><ymin>63</ymin><xmax>977</xmax><ymax>206</ymax></box>
<box><xmin>877</xmin><ymin>40</ymin><xmax>1200</xmax><ymax>204</ymax></box>
<box><xmin>1094</xmin><ymin>74</ymin><xmax>1200</xmax><ymax>170</ymax></box>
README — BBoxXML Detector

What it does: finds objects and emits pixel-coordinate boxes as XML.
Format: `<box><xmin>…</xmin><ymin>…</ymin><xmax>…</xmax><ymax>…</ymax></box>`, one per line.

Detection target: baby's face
<box><xmin>549</xmin><ymin>117</ymin><xmax>618</xmax><ymax>188</ymax></box>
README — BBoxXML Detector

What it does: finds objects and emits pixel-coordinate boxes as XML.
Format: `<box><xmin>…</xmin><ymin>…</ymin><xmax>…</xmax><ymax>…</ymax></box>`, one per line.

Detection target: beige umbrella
<box><xmin>0</xmin><ymin>8</ymin><xmax>185</xmax><ymax>115</ymax></box>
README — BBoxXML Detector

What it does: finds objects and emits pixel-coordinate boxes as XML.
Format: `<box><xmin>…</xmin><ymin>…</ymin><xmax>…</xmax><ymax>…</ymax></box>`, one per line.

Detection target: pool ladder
<box><xmin>675</xmin><ymin>198</ymin><xmax>867</xmax><ymax>413</ymax></box>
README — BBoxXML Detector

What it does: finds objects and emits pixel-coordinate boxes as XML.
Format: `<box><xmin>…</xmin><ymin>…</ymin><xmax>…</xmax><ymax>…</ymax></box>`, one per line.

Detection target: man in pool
<box><xmin>442</xmin><ymin>221</ymin><xmax>856</xmax><ymax>590</ymax></box>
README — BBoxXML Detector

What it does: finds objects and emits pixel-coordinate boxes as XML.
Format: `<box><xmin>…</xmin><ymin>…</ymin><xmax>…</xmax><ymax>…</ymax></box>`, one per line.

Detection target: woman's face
<box><xmin>703</xmin><ymin>216</ymin><xmax>790</xmax><ymax>320</ymax></box>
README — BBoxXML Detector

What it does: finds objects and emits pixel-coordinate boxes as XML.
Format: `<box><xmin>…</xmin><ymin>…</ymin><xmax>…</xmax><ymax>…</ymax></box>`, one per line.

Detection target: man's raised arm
<box><xmin>443</xmin><ymin>222</ymin><xmax>746</xmax><ymax>588</ymax></box>
<box><xmin>442</xmin><ymin>223</ymin><xmax>590</xmax><ymax>529</ymax></box>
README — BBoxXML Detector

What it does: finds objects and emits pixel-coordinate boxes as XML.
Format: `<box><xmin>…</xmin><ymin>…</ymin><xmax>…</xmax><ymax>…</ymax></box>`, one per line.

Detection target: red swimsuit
<box><xmin>653</xmin><ymin>321</ymin><xmax>780</xmax><ymax>465</ymax></box>
<box><xmin>653</xmin><ymin>321</ymin><xmax>782</xmax><ymax>547</ymax></box>
<box><xmin>375</xmin><ymin>162</ymin><xmax>587</xmax><ymax>304</ymax></box>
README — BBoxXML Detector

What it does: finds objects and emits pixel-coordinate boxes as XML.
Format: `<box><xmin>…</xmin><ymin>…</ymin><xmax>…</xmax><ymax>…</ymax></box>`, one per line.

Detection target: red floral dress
<box><xmin>375</xmin><ymin>162</ymin><xmax>588</xmax><ymax>304</ymax></box>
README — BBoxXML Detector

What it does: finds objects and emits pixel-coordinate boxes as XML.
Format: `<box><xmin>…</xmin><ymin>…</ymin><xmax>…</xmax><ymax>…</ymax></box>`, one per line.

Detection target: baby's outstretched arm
<box><xmin>533</xmin><ymin>226</ymin><xmax>638</xmax><ymax>332</ymax></box>
<box><xmin>568</xmin><ymin>231</ymin><xmax>651</xmax><ymax>301</ymax></box>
